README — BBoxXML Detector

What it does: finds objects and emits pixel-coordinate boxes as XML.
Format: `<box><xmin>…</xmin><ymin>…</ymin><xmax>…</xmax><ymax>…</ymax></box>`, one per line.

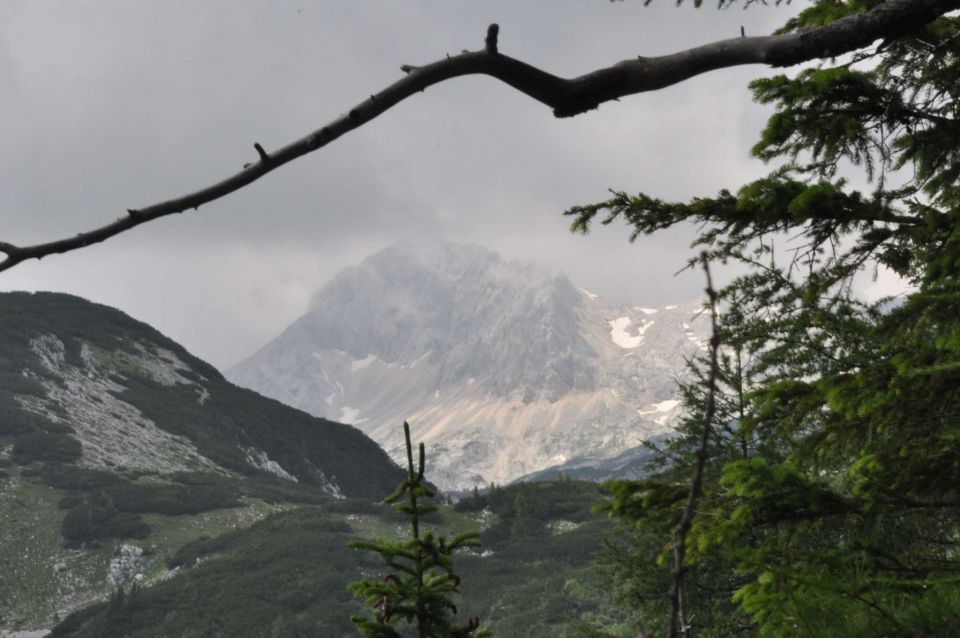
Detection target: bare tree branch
<box><xmin>1</xmin><ymin>0</ymin><xmax>956</xmax><ymax>274</ymax></box>
<box><xmin>668</xmin><ymin>256</ymin><xmax>721</xmax><ymax>638</ymax></box>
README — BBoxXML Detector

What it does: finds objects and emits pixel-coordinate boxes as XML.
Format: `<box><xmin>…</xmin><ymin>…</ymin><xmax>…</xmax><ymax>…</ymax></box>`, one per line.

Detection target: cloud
<box><xmin>0</xmin><ymin>1</ymin><xmax>802</xmax><ymax>368</ymax></box>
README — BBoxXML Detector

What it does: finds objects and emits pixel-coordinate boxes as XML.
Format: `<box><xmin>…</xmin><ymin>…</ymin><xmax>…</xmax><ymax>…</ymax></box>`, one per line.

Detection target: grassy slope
<box><xmin>0</xmin><ymin>460</ymin><xmax>306</xmax><ymax>631</ymax></box>
<box><xmin>49</xmin><ymin>481</ymin><xmax>632</xmax><ymax>638</ymax></box>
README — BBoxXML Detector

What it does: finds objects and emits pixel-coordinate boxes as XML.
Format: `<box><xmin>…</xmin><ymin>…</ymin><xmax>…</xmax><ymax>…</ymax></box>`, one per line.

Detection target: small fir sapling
<box><xmin>348</xmin><ymin>421</ymin><xmax>490</xmax><ymax>638</ymax></box>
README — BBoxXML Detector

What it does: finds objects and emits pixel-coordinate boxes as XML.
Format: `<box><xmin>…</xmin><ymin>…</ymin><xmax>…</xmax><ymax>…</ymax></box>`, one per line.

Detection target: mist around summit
<box><xmin>229</xmin><ymin>239</ymin><xmax>710</xmax><ymax>490</ymax></box>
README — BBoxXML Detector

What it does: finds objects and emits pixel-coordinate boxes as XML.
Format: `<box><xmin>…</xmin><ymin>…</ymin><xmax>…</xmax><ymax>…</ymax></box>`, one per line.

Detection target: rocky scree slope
<box><xmin>0</xmin><ymin>291</ymin><xmax>406</xmax><ymax>635</ymax></box>
<box><xmin>229</xmin><ymin>240</ymin><xmax>710</xmax><ymax>490</ymax></box>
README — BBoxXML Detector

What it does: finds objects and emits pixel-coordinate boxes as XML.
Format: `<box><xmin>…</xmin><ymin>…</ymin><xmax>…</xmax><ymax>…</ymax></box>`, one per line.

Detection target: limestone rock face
<box><xmin>107</xmin><ymin>545</ymin><xmax>144</xmax><ymax>587</ymax></box>
<box><xmin>229</xmin><ymin>240</ymin><xmax>710</xmax><ymax>490</ymax></box>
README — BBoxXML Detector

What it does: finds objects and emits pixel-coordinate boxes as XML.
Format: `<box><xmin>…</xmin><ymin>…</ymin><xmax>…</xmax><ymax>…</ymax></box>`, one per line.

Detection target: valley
<box><xmin>0</xmin><ymin>244</ymin><xmax>701</xmax><ymax>636</ymax></box>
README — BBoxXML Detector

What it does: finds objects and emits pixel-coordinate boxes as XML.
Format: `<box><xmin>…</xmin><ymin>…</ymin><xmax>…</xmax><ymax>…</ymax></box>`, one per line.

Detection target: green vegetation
<box><xmin>456</xmin><ymin>477</ymin><xmax>607</xmax><ymax>523</ymax></box>
<box><xmin>349</xmin><ymin>422</ymin><xmax>489</xmax><ymax>637</ymax></box>
<box><xmin>60</xmin><ymin>494</ymin><xmax>151</xmax><ymax>547</ymax></box>
<box><xmin>0</xmin><ymin>292</ymin><xmax>172</xmax><ymax>475</ymax></box>
<box><xmin>0</xmin><ymin>295</ymin><xmax>627</xmax><ymax>635</ymax></box>
<box><xmin>49</xmin><ymin>508</ymin><xmax>366</xmax><ymax>638</ymax></box>
<box><xmin>23</xmin><ymin>465</ymin><xmax>237</xmax><ymax>546</ymax></box>
<box><xmin>569</xmin><ymin>5</ymin><xmax>960</xmax><ymax>636</ymax></box>
<box><xmin>0</xmin><ymin>467</ymin><xmax>83</xmax><ymax>630</ymax></box>
<box><xmin>457</xmin><ymin>482</ymin><xmax>627</xmax><ymax>637</ymax></box>
<box><xmin>0</xmin><ymin>459</ymin><xmax>326</xmax><ymax>632</ymax></box>
<box><xmin>11</xmin><ymin>430</ymin><xmax>82</xmax><ymax>464</ymax></box>
<box><xmin>48</xmin><ymin>480</ymin><xmax>627</xmax><ymax>638</ymax></box>
<box><xmin>36</xmin><ymin>462</ymin><xmax>356</xmax><ymax>547</ymax></box>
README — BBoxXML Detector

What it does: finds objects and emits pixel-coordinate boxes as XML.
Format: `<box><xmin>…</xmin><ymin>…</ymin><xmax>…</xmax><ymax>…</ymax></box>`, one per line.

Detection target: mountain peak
<box><xmin>289</xmin><ymin>240</ymin><xmax>594</xmax><ymax>399</ymax></box>
<box><xmin>229</xmin><ymin>242</ymin><xmax>710</xmax><ymax>489</ymax></box>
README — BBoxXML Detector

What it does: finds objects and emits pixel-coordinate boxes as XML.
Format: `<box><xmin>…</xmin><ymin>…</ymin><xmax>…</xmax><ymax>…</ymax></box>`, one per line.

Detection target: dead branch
<box><xmin>1</xmin><ymin>0</ymin><xmax>955</xmax><ymax>274</ymax></box>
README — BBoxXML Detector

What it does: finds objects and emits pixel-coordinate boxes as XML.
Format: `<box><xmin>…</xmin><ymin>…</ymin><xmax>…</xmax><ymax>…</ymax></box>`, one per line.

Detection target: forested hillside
<box><xmin>0</xmin><ymin>292</ymin><xmax>406</xmax><ymax>633</ymax></box>
<box><xmin>48</xmin><ymin>480</ymin><xmax>626</xmax><ymax>638</ymax></box>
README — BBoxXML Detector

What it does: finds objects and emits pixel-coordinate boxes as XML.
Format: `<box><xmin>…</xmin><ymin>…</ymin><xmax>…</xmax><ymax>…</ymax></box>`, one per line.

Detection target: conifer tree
<box><xmin>348</xmin><ymin>422</ymin><xmax>490</xmax><ymax>638</ymax></box>
<box><xmin>579</xmin><ymin>4</ymin><xmax>960</xmax><ymax>636</ymax></box>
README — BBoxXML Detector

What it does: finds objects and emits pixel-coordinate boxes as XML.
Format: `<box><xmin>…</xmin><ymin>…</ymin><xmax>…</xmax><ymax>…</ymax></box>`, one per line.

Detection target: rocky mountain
<box><xmin>229</xmin><ymin>240</ymin><xmax>710</xmax><ymax>490</ymax></box>
<box><xmin>0</xmin><ymin>291</ymin><xmax>406</xmax><ymax>635</ymax></box>
<box><xmin>0</xmin><ymin>292</ymin><xmax>404</xmax><ymax>496</ymax></box>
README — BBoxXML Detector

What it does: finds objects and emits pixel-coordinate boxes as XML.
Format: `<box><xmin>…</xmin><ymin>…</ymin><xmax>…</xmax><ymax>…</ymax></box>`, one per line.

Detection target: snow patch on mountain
<box><xmin>643</xmin><ymin>399</ymin><xmax>682</xmax><ymax>413</ymax></box>
<box><xmin>609</xmin><ymin>317</ymin><xmax>655</xmax><ymax>349</ymax></box>
<box><xmin>638</xmin><ymin>399</ymin><xmax>683</xmax><ymax>425</ymax></box>
<box><xmin>351</xmin><ymin>354</ymin><xmax>379</xmax><ymax>373</ymax></box>
<box><xmin>228</xmin><ymin>240</ymin><xmax>710</xmax><ymax>490</ymax></box>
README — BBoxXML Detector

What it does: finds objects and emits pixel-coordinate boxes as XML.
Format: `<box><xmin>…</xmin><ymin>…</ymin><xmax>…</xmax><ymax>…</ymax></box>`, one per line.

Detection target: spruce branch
<box><xmin>1</xmin><ymin>0</ymin><xmax>956</xmax><ymax>275</ymax></box>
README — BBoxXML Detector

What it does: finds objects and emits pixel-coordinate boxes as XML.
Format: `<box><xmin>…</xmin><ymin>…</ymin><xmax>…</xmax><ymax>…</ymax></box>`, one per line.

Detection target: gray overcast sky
<box><xmin>1</xmin><ymin>1</ymin><xmax>806</xmax><ymax>369</ymax></box>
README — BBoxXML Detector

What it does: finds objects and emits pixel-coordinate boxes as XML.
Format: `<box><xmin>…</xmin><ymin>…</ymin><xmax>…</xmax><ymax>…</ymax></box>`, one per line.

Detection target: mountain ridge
<box><xmin>0</xmin><ymin>291</ymin><xmax>405</xmax><ymax>497</ymax></box>
<box><xmin>0</xmin><ymin>291</ymin><xmax>409</xmax><ymax>634</ymax></box>
<box><xmin>229</xmin><ymin>240</ymin><xmax>710</xmax><ymax>490</ymax></box>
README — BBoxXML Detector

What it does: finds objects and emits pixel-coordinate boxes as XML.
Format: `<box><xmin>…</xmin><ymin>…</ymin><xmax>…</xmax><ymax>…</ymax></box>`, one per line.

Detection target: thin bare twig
<box><xmin>668</xmin><ymin>255</ymin><xmax>721</xmax><ymax>638</ymax></box>
<box><xmin>1</xmin><ymin>0</ymin><xmax>956</xmax><ymax>275</ymax></box>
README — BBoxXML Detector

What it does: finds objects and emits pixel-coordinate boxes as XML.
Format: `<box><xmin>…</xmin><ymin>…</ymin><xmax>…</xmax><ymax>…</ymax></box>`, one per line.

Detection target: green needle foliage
<box><xmin>579</xmin><ymin>3</ymin><xmax>960</xmax><ymax>636</ymax></box>
<box><xmin>348</xmin><ymin>422</ymin><xmax>490</xmax><ymax>638</ymax></box>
